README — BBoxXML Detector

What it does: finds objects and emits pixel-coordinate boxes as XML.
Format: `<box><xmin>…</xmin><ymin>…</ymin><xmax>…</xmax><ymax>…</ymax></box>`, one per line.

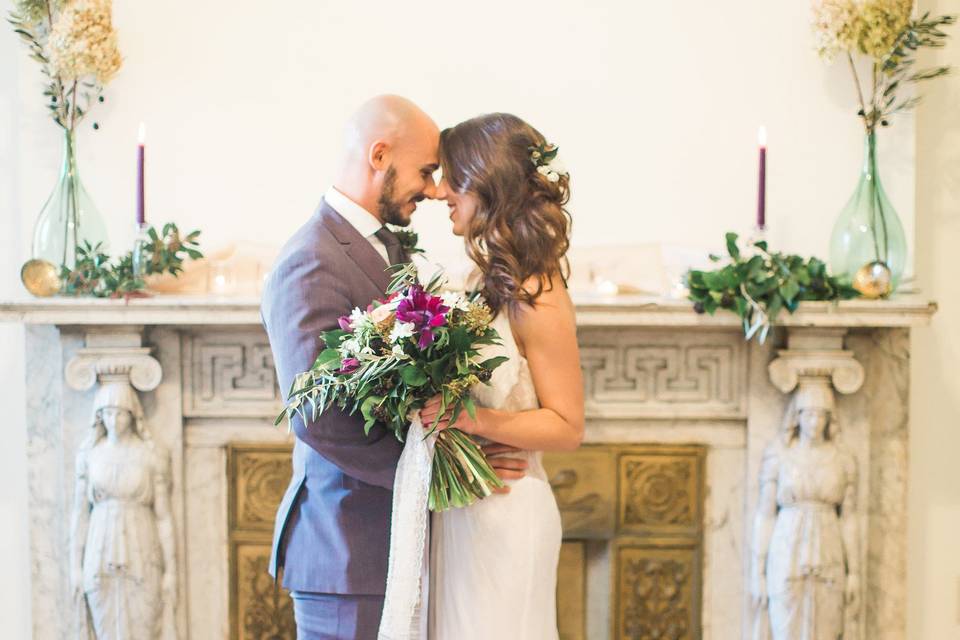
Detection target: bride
<box><xmin>420</xmin><ymin>112</ymin><xmax>585</xmax><ymax>639</ymax></box>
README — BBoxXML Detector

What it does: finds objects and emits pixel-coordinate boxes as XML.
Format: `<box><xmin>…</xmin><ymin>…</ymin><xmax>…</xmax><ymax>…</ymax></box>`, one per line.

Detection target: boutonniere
<box><xmin>390</xmin><ymin>227</ymin><xmax>425</xmax><ymax>256</ymax></box>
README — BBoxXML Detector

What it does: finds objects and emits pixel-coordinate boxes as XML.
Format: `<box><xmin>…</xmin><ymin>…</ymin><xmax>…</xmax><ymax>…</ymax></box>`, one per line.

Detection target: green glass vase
<box><xmin>31</xmin><ymin>129</ymin><xmax>109</xmax><ymax>270</ymax></box>
<box><xmin>829</xmin><ymin>131</ymin><xmax>907</xmax><ymax>293</ymax></box>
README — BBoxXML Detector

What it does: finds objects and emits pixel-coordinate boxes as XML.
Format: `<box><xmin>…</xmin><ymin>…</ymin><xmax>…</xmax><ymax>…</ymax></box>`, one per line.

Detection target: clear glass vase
<box><xmin>829</xmin><ymin>131</ymin><xmax>907</xmax><ymax>292</ymax></box>
<box><xmin>31</xmin><ymin>129</ymin><xmax>109</xmax><ymax>269</ymax></box>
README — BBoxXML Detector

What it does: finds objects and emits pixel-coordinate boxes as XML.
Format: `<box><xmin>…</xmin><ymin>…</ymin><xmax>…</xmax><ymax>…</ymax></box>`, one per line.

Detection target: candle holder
<box><xmin>207</xmin><ymin>258</ymin><xmax>237</xmax><ymax>297</ymax></box>
<box><xmin>748</xmin><ymin>224</ymin><xmax>767</xmax><ymax>246</ymax></box>
<box><xmin>131</xmin><ymin>221</ymin><xmax>151</xmax><ymax>278</ymax></box>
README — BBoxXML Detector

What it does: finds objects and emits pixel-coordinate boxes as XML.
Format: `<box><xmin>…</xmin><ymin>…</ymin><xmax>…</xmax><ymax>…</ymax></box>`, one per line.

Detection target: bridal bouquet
<box><xmin>277</xmin><ymin>265</ymin><xmax>507</xmax><ymax>511</ymax></box>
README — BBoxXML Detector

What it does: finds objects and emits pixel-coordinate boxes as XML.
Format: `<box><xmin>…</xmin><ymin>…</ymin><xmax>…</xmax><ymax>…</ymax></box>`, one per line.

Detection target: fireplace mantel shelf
<box><xmin>0</xmin><ymin>293</ymin><xmax>937</xmax><ymax>328</ymax></box>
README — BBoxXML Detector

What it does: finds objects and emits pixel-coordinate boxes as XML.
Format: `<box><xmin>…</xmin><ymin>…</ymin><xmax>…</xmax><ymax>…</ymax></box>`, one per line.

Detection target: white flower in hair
<box><xmin>529</xmin><ymin>142</ymin><xmax>568</xmax><ymax>184</ymax></box>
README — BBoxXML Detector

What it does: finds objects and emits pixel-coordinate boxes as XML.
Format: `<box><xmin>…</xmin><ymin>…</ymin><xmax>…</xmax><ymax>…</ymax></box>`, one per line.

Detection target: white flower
<box><xmin>546</xmin><ymin>171</ymin><xmax>560</xmax><ymax>183</ymax></box>
<box><xmin>391</xmin><ymin>344</ymin><xmax>408</xmax><ymax>358</ymax></box>
<box><xmin>440</xmin><ymin>291</ymin><xmax>470</xmax><ymax>312</ymax></box>
<box><xmin>341</xmin><ymin>337</ymin><xmax>361</xmax><ymax>355</ymax></box>
<box><xmin>345</xmin><ymin>307</ymin><xmax>366</xmax><ymax>329</ymax></box>
<box><xmin>389</xmin><ymin>321</ymin><xmax>416</xmax><ymax>343</ymax></box>
<box><xmin>48</xmin><ymin>0</ymin><xmax>123</xmax><ymax>83</ymax></box>
<box><xmin>537</xmin><ymin>165</ymin><xmax>550</xmax><ymax>176</ymax></box>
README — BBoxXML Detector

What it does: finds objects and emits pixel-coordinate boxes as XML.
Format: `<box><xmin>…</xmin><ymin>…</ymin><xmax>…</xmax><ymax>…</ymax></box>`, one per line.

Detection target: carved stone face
<box><xmin>101</xmin><ymin>406</ymin><xmax>134</xmax><ymax>438</ymax></box>
<box><xmin>798</xmin><ymin>407</ymin><xmax>829</xmax><ymax>441</ymax></box>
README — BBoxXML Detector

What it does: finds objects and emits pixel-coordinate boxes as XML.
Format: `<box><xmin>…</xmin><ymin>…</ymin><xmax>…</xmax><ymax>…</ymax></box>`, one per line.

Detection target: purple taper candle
<box><xmin>757</xmin><ymin>126</ymin><xmax>767</xmax><ymax>230</ymax></box>
<box><xmin>137</xmin><ymin>123</ymin><xmax>146</xmax><ymax>225</ymax></box>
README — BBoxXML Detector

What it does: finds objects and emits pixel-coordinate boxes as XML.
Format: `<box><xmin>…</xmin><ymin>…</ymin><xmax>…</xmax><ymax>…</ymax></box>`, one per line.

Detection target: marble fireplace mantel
<box><xmin>0</xmin><ymin>294</ymin><xmax>936</xmax><ymax>640</ymax></box>
<box><xmin>0</xmin><ymin>293</ymin><xmax>937</xmax><ymax>327</ymax></box>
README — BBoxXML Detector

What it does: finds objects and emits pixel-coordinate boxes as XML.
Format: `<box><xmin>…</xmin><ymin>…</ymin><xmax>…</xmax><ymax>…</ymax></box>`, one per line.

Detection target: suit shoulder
<box><xmin>273</xmin><ymin>216</ymin><xmax>340</xmax><ymax>271</ymax></box>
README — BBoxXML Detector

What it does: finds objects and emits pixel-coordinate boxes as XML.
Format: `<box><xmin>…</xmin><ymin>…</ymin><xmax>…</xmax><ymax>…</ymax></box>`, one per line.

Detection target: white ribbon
<box><xmin>378</xmin><ymin>414</ymin><xmax>435</xmax><ymax>640</ymax></box>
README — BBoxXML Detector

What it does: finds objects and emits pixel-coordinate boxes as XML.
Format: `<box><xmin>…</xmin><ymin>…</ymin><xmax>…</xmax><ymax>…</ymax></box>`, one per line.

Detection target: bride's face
<box><xmin>435</xmin><ymin>177</ymin><xmax>479</xmax><ymax>237</ymax></box>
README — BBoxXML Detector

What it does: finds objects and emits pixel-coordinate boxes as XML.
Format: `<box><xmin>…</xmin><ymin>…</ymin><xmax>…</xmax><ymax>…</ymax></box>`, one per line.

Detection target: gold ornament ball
<box><xmin>20</xmin><ymin>259</ymin><xmax>62</xmax><ymax>297</ymax></box>
<box><xmin>853</xmin><ymin>261</ymin><xmax>893</xmax><ymax>299</ymax></box>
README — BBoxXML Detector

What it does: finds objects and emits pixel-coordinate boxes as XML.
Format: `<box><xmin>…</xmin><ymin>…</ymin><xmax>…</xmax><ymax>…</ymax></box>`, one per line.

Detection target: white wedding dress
<box><xmin>428</xmin><ymin>311</ymin><xmax>563</xmax><ymax>639</ymax></box>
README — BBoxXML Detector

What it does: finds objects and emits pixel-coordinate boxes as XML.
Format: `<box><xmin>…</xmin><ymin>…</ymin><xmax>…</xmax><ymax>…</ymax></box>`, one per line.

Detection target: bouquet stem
<box><xmin>428</xmin><ymin>429</ymin><xmax>504</xmax><ymax>512</ymax></box>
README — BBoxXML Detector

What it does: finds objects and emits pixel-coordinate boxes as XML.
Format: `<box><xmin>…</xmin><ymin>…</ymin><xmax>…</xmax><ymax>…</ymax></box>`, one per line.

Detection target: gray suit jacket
<box><xmin>262</xmin><ymin>199</ymin><xmax>403</xmax><ymax>594</ymax></box>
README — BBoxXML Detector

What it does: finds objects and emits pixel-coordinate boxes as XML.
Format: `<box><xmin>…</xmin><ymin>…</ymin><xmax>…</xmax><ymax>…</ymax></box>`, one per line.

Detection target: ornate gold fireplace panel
<box><xmin>616</xmin><ymin>541</ymin><xmax>700</xmax><ymax>640</ymax></box>
<box><xmin>231</xmin><ymin>541</ymin><xmax>296</xmax><ymax>640</ymax></box>
<box><xmin>557</xmin><ymin>541</ymin><xmax>587</xmax><ymax>640</ymax></box>
<box><xmin>228</xmin><ymin>445</ymin><xmax>295</xmax><ymax>640</ymax></box>
<box><xmin>545</xmin><ymin>444</ymin><xmax>704</xmax><ymax>640</ymax></box>
<box><xmin>617</xmin><ymin>449</ymin><xmax>702</xmax><ymax>538</ymax></box>
<box><xmin>228</xmin><ymin>443</ymin><xmax>704</xmax><ymax>640</ymax></box>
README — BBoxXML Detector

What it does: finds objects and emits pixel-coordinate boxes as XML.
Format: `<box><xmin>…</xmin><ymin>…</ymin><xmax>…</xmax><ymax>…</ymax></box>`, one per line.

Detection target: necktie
<box><xmin>374</xmin><ymin>226</ymin><xmax>407</xmax><ymax>267</ymax></box>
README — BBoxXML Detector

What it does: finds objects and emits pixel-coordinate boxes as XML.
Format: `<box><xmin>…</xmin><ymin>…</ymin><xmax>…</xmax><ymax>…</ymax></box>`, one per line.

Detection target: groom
<box><xmin>261</xmin><ymin>96</ymin><xmax>526</xmax><ymax>639</ymax></box>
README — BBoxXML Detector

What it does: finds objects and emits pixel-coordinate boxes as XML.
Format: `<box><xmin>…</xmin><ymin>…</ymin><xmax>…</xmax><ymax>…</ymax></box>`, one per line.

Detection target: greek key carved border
<box><xmin>578</xmin><ymin>328</ymin><xmax>747</xmax><ymax>419</ymax></box>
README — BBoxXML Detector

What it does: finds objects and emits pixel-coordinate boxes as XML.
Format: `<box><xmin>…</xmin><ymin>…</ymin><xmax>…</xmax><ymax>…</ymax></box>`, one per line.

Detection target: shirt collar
<box><xmin>324</xmin><ymin>187</ymin><xmax>383</xmax><ymax>239</ymax></box>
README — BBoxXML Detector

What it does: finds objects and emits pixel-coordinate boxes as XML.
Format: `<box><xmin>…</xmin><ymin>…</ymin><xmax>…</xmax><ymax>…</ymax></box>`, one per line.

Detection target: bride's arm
<box><xmin>424</xmin><ymin>275</ymin><xmax>585</xmax><ymax>452</ymax></box>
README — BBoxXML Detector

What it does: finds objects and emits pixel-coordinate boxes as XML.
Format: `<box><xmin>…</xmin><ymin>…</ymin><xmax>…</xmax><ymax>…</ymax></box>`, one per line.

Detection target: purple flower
<box><xmin>338</xmin><ymin>315</ymin><xmax>353</xmax><ymax>331</ymax></box>
<box><xmin>337</xmin><ymin>357</ymin><xmax>360</xmax><ymax>374</ymax></box>
<box><xmin>395</xmin><ymin>285</ymin><xmax>449</xmax><ymax>349</ymax></box>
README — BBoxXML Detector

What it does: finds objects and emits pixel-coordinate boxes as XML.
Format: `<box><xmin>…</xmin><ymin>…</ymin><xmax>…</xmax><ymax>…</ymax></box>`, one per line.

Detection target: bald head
<box><xmin>334</xmin><ymin>95</ymin><xmax>440</xmax><ymax>227</ymax></box>
<box><xmin>342</xmin><ymin>95</ymin><xmax>436</xmax><ymax>160</ymax></box>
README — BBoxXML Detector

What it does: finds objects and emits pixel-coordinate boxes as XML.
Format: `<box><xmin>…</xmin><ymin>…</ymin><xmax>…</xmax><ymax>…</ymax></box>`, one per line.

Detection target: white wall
<box><xmin>1</xmin><ymin>0</ymin><xmax>940</xmax><ymax>637</ymax></box>
<box><xmin>0</xmin><ymin>1</ymin><xmax>30</xmax><ymax>636</ymax></box>
<box><xmin>911</xmin><ymin>1</ymin><xmax>960</xmax><ymax>638</ymax></box>
<box><xmin>4</xmin><ymin>0</ymin><xmax>916</xmax><ymax>261</ymax></box>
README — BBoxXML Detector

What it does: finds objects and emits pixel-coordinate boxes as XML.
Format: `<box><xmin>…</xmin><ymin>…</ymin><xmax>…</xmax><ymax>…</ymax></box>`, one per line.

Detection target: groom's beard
<box><xmin>378</xmin><ymin>166</ymin><xmax>422</xmax><ymax>227</ymax></box>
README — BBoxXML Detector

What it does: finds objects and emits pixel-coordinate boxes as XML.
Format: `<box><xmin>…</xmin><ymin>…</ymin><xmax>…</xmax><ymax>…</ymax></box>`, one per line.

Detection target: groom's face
<box><xmin>377</xmin><ymin>127</ymin><xmax>440</xmax><ymax>227</ymax></box>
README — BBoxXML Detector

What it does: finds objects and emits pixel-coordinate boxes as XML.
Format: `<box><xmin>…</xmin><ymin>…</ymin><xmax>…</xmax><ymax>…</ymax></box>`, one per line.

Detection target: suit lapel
<box><xmin>316</xmin><ymin>199</ymin><xmax>392</xmax><ymax>293</ymax></box>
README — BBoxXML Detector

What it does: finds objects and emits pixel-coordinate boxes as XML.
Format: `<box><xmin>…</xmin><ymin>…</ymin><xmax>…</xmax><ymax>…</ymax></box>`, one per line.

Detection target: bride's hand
<box><xmin>482</xmin><ymin>443</ymin><xmax>528</xmax><ymax>494</ymax></box>
<box><xmin>420</xmin><ymin>394</ymin><xmax>482</xmax><ymax>435</ymax></box>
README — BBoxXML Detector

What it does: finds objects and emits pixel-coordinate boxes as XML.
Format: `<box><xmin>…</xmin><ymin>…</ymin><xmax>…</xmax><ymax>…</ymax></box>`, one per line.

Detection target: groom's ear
<box><xmin>368</xmin><ymin>140</ymin><xmax>390</xmax><ymax>172</ymax></box>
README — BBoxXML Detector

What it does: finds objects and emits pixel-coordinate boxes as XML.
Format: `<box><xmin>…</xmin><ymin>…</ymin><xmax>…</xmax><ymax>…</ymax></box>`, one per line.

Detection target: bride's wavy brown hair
<box><xmin>439</xmin><ymin>113</ymin><xmax>571</xmax><ymax>314</ymax></box>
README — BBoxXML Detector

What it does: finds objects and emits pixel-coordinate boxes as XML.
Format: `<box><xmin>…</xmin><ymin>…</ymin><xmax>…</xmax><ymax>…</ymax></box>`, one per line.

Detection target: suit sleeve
<box><xmin>264</xmin><ymin>251</ymin><xmax>402</xmax><ymax>489</ymax></box>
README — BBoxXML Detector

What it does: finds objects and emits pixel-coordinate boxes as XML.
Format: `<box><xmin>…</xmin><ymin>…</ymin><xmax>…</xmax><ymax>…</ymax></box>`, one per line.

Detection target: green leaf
<box><xmin>779</xmin><ymin>277</ymin><xmax>800</xmax><ymax>302</ymax></box>
<box><xmin>463</xmin><ymin>395</ymin><xmax>477</xmax><ymax>420</ymax></box>
<box><xmin>734</xmin><ymin>297</ymin><xmax>748</xmax><ymax>319</ymax></box>
<box><xmin>479</xmin><ymin>356</ymin><xmax>509</xmax><ymax>371</ymax></box>
<box><xmin>725</xmin><ymin>232</ymin><xmax>740</xmax><ymax>259</ymax></box>
<box><xmin>400</xmin><ymin>366</ymin><xmax>428</xmax><ymax>387</ymax></box>
<box><xmin>312</xmin><ymin>348</ymin><xmax>342</xmax><ymax>370</ymax></box>
<box><xmin>702</xmin><ymin>271</ymin><xmax>726</xmax><ymax>290</ymax></box>
<box><xmin>319</xmin><ymin>329</ymin><xmax>349</xmax><ymax>348</ymax></box>
<box><xmin>360</xmin><ymin>395</ymin><xmax>385</xmax><ymax>423</ymax></box>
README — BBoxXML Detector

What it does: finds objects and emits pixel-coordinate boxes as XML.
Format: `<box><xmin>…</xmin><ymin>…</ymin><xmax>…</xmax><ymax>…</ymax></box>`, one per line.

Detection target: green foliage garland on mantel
<box><xmin>59</xmin><ymin>223</ymin><xmax>202</xmax><ymax>297</ymax></box>
<box><xmin>685</xmin><ymin>233</ymin><xmax>859</xmax><ymax>342</ymax></box>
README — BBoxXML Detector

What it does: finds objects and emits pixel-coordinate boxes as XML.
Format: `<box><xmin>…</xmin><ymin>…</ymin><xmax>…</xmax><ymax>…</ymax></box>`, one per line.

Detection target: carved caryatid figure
<box><xmin>751</xmin><ymin>379</ymin><xmax>860</xmax><ymax>640</ymax></box>
<box><xmin>70</xmin><ymin>381</ymin><xmax>178</xmax><ymax>640</ymax></box>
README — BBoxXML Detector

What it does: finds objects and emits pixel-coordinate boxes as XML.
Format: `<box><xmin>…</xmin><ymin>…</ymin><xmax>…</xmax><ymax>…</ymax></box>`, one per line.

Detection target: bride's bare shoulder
<box><xmin>509</xmin><ymin>273</ymin><xmax>575</xmax><ymax>337</ymax></box>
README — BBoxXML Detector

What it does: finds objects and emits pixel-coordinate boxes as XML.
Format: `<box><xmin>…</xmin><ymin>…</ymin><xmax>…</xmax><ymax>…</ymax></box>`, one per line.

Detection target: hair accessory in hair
<box><xmin>529</xmin><ymin>143</ymin><xmax>567</xmax><ymax>183</ymax></box>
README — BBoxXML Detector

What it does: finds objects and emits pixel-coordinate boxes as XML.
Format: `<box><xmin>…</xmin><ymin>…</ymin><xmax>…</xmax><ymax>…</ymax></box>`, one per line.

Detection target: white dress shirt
<box><xmin>324</xmin><ymin>187</ymin><xmax>389</xmax><ymax>264</ymax></box>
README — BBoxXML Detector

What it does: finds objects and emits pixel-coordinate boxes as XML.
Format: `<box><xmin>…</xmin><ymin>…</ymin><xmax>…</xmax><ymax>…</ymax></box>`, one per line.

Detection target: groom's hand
<box><xmin>482</xmin><ymin>443</ymin><xmax>528</xmax><ymax>494</ymax></box>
